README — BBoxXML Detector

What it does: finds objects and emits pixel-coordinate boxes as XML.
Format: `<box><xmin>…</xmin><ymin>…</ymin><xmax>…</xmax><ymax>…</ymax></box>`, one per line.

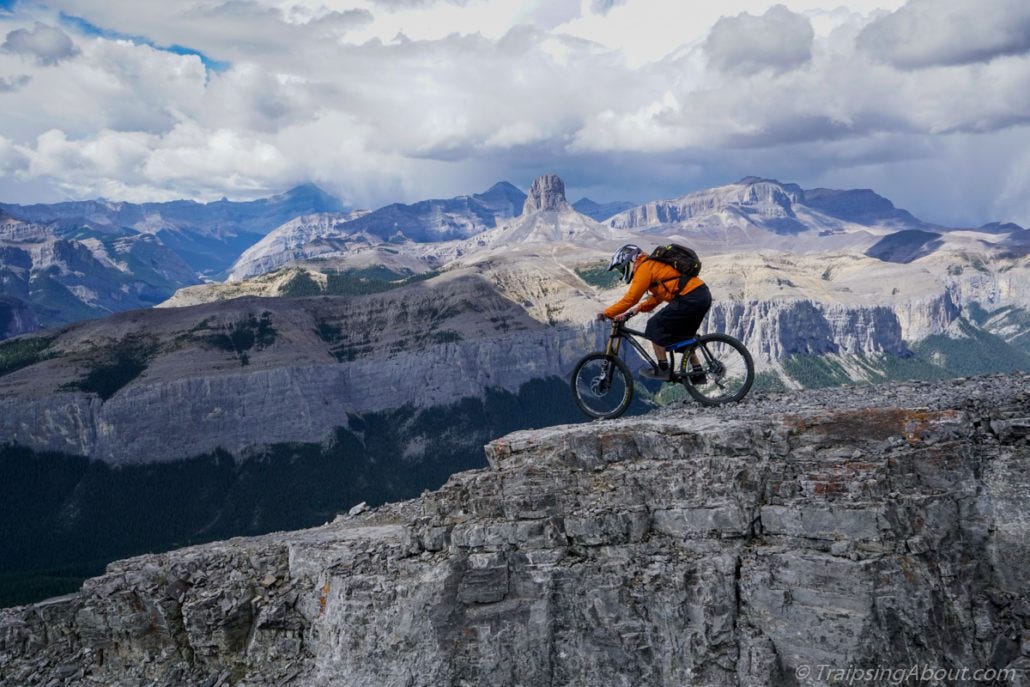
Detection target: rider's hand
<box><xmin>616</xmin><ymin>309</ymin><xmax>637</xmax><ymax>322</ymax></box>
<box><xmin>595</xmin><ymin>312</ymin><xmax>608</xmax><ymax>321</ymax></box>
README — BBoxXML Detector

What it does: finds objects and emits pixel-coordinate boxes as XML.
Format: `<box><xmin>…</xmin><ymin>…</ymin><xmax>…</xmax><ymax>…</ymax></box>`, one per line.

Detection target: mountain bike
<box><xmin>571</xmin><ymin>315</ymin><xmax>755</xmax><ymax>419</ymax></box>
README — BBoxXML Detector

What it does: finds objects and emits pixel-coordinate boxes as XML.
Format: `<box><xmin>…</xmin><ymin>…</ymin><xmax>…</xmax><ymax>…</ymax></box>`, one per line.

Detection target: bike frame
<box><xmin>601</xmin><ymin>319</ymin><xmax>704</xmax><ymax>381</ymax></box>
<box><xmin>604</xmin><ymin>320</ymin><xmax>686</xmax><ymax>378</ymax></box>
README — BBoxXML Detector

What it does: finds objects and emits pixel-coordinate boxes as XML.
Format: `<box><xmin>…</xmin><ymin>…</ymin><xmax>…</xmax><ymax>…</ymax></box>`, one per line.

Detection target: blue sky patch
<box><xmin>59</xmin><ymin>11</ymin><xmax>230</xmax><ymax>72</ymax></box>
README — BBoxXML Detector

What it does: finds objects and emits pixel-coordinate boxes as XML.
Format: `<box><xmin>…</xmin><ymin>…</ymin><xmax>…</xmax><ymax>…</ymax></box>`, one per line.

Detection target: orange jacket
<box><xmin>603</xmin><ymin>255</ymin><xmax>705</xmax><ymax>319</ymax></box>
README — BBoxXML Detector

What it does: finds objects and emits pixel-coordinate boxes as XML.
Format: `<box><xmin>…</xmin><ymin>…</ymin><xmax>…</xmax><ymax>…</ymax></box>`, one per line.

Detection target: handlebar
<box><xmin>598</xmin><ymin>311</ymin><xmax>636</xmax><ymax>322</ymax></box>
<box><xmin>601</xmin><ymin>311</ymin><xmax>636</xmax><ymax>334</ymax></box>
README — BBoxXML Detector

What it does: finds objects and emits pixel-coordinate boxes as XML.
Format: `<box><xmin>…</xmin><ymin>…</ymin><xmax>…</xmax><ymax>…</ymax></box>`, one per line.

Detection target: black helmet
<box><xmin>607</xmin><ymin>244</ymin><xmax>643</xmax><ymax>284</ymax></box>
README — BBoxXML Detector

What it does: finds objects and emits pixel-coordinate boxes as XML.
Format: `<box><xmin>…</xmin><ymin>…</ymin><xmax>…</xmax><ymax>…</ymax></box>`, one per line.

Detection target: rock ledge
<box><xmin>1</xmin><ymin>374</ymin><xmax>1028</xmax><ymax>686</ymax></box>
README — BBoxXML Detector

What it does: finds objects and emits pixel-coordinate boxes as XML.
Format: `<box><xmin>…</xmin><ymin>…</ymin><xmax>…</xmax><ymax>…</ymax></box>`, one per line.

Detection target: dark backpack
<box><xmin>648</xmin><ymin>243</ymin><xmax>701</xmax><ymax>292</ymax></box>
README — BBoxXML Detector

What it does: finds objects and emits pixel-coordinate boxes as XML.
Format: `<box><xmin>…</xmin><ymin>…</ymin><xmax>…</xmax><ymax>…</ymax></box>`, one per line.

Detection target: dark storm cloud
<box><xmin>704</xmin><ymin>4</ymin><xmax>813</xmax><ymax>75</ymax></box>
<box><xmin>857</xmin><ymin>0</ymin><xmax>1030</xmax><ymax>69</ymax></box>
<box><xmin>2</xmin><ymin>22</ymin><xmax>78</xmax><ymax>64</ymax></box>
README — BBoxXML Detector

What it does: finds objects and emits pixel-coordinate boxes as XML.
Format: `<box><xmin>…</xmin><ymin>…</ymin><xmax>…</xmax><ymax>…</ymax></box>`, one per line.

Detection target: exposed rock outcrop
<box><xmin>0</xmin><ymin>218</ymin><xmax>201</xmax><ymax>336</ymax></box>
<box><xmin>227</xmin><ymin>211</ymin><xmax>373</xmax><ymax>282</ymax></box>
<box><xmin>609</xmin><ymin>177</ymin><xmax>806</xmax><ymax>233</ymax></box>
<box><xmin>0</xmin><ymin>295</ymin><xmax>38</xmax><ymax>339</ymax></box>
<box><xmin>708</xmin><ymin>299</ymin><xmax>911</xmax><ymax>359</ymax></box>
<box><xmin>2</xmin><ymin>374</ymin><xmax>1027</xmax><ymax>686</ymax></box>
<box><xmin>462</xmin><ymin>175</ymin><xmax>624</xmax><ymax>249</ymax></box>
<box><xmin>0</xmin><ymin>275</ymin><xmax>596</xmax><ymax>464</ymax></box>
<box><xmin>523</xmin><ymin>173</ymin><xmax>572</xmax><ymax>214</ymax></box>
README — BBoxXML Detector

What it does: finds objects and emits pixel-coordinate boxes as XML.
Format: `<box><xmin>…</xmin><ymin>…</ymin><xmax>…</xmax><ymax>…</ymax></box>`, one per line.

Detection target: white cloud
<box><xmin>0</xmin><ymin>35</ymin><xmax>208</xmax><ymax>142</ymax></box>
<box><xmin>0</xmin><ymin>136</ymin><xmax>30</xmax><ymax>175</ymax></box>
<box><xmin>143</xmin><ymin>123</ymin><xmax>291</xmax><ymax>193</ymax></box>
<box><xmin>0</xmin><ymin>73</ymin><xmax>30</xmax><ymax>90</ymax></box>
<box><xmin>857</xmin><ymin>0</ymin><xmax>1030</xmax><ymax>69</ymax></box>
<box><xmin>2</xmin><ymin>21</ymin><xmax>78</xmax><ymax>64</ymax></box>
<box><xmin>704</xmin><ymin>5</ymin><xmax>814</xmax><ymax>75</ymax></box>
<box><xmin>555</xmin><ymin>0</ymin><xmax>905</xmax><ymax>67</ymax></box>
<box><xmin>0</xmin><ymin>0</ymin><xmax>1025</xmax><ymax>227</ymax></box>
<box><xmin>14</xmin><ymin>124</ymin><xmax>295</xmax><ymax>201</ymax></box>
<box><xmin>22</xmin><ymin>128</ymin><xmax>151</xmax><ymax>179</ymax></box>
<box><xmin>572</xmin><ymin>40</ymin><xmax>1030</xmax><ymax>152</ymax></box>
<box><xmin>588</xmin><ymin>0</ymin><xmax>627</xmax><ymax>16</ymax></box>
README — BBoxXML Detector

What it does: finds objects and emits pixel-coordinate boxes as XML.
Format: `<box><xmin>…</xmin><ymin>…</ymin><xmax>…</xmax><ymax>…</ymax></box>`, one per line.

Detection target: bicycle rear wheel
<box><xmin>681</xmin><ymin>333</ymin><xmax>754</xmax><ymax>406</ymax></box>
<box><xmin>571</xmin><ymin>352</ymin><xmax>634</xmax><ymax>419</ymax></box>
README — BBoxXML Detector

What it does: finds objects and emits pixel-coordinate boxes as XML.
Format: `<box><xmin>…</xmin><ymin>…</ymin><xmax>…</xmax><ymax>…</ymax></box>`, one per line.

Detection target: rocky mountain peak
<box><xmin>272</xmin><ymin>183</ymin><xmax>346</xmax><ymax>215</ymax></box>
<box><xmin>523</xmin><ymin>173</ymin><xmax>571</xmax><ymax>214</ymax></box>
<box><xmin>734</xmin><ymin>176</ymin><xmax>805</xmax><ymax>205</ymax></box>
<box><xmin>980</xmin><ymin>221</ymin><xmax>1025</xmax><ymax>234</ymax></box>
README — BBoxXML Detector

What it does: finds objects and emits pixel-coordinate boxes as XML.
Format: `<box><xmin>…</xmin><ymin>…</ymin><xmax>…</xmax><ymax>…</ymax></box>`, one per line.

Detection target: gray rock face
<box><xmin>708</xmin><ymin>299</ymin><xmax>913</xmax><ymax>359</ymax></box>
<box><xmin>2</xmin><ymin>374</ymin><xmax>1027</xmax><ymax>686</ymax></box>
<box><xmin>524</xmin><ymin>174</ymin><xmax>571</xmax><ymax>213</ymax></box>
<box><xmin>0</xmin><ymin>295</ymin><xmax>38</xmax><ymax>339</ymax></box>
<box><xmin>0</xmin><ymin>275</ymin><xmax>597</xmax><ymax>464</ymax></box>
<box><xmin>0</xmin><ymin>214</ymin><xmax>201</xmax><ymax>337</ymax></box>
<box><xmin>610</xmin><ymin>178</ymin><xmax>806</xmax><ymax>232</ymax></box>
<box><xmin>227</xmin><ymin>211</ymin><xmax>372</xmax><ymax>281</ymax></box>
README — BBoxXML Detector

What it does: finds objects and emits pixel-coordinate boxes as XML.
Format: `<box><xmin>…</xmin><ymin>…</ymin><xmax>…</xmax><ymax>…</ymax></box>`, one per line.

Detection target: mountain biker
<box><xmin>596</xmin><ymin>243</ymin><xmax>712</xmax><ymax>381</ymax></box>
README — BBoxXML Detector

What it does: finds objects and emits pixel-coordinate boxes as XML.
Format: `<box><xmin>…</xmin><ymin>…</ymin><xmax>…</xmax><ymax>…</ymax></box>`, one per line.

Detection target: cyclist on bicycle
<box><xmin>597</xmin><ymin>243</ymin><xmax>712</xmax><ymax>381</ymax></box>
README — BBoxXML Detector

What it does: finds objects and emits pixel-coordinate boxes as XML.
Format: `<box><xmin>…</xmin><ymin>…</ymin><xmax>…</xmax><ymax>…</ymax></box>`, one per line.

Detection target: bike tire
<box><xmin>682</xmin><ymin>333</ymin><xmax>754</xmax><ymax>406</ymax></box>
<box><xmin>570</xmin><ymin>352</ymin><xmax>634</xmax><ymax>420</ymax></box>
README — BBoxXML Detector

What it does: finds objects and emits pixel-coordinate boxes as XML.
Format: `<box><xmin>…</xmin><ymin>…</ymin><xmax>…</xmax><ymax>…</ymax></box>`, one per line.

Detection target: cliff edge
<box><xmin>1</xmin><ymin>374</ymin><xmax>1028</xmax><ymax>686</ymax></box>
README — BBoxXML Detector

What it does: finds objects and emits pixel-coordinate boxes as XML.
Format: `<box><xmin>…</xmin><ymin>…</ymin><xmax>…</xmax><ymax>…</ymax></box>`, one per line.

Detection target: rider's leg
<box><xmin>657</xmin><ymin>342</ymin><xmax>698</xmax><ymax>373</ymax></box>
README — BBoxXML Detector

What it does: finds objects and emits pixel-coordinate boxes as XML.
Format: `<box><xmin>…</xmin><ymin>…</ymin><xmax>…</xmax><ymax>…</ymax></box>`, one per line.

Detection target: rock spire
<box><xmin>522</xmin><ymin>173</ymin><xmax>571</xmax><ymax>213</ymax></box>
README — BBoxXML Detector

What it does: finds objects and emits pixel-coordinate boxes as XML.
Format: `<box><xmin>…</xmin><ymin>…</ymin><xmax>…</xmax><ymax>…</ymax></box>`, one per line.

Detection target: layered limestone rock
<box><xmin>0</xmin><ymin>215</ymin><xmax>49</xmax><ymax>243</ymax></box>
<box><xmin>0</xmin><ymin>273</ymin><xmax>600</xmax><ymax>464</ymax></box>
<box><xmin>608</xmin><ymin>178</ymin><xmax>807</xmax><ymax>232</ymax></box>
<box><xmin>227</xmin><ymin>211</ymin><xmax>373</xmax><ymax>282</ymax></box>
<box><xmin>2</xmin><ymin>374</ymin><xmax>1027</xmax><ymax>686</ymax></box>
<box><xmin>707</xmin><ymin>299</ymin><xmax>910</xmax><ymax>360</ymax></box>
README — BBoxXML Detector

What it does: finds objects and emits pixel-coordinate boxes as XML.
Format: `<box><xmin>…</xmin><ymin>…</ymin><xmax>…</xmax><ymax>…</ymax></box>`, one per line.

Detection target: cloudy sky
<box><xmin>0</xmin><ymin>0</ymin><xmax>1028</xmax><ymax>226</ymax></box>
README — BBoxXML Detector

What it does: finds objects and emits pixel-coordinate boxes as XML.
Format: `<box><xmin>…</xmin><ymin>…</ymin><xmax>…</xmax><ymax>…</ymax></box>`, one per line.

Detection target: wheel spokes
<box><xmin>573</xmin><ymin>355</ymin><xmax>631</xmax><ymax>418</ymax></box>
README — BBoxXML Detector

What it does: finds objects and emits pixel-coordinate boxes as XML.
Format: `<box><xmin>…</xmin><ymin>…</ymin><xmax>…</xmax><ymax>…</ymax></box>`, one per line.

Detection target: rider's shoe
<box><xmin>688</xmin><ymin>365</ymin><xmax>707</xmax><ymax>385</ymax></box>
<box><xmin>639</xmin><ymin>365</ymin><xmax>670</xmax><ymax>381</ymax></box>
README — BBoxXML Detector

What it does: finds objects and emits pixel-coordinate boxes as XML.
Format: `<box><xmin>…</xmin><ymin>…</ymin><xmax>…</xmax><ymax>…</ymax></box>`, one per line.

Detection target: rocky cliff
<box><xmin>1</xmin><ymin>373</ymin><xmax>1026</xmax><ymax>686</ymax></box>
<box><xmin>227</xmin><ymin>211</ymin><xmax>373</xmax><ymax>282</ymax></box>
<box><xmin>0</xmin><ymin>271</ymin><xmax>599</xmax><ymax>464</ymax></box>
<box><xmin>608</xmin><ymin>177</ymin><xmax>809</xmax><ymax>234</ymax></box>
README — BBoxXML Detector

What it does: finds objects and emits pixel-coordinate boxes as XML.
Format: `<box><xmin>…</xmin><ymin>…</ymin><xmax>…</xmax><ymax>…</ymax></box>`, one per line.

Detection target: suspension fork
<box><xmin>604</xmin><ymin>326</ymin><xmax>623</xmax><ymax>357</ymax></box>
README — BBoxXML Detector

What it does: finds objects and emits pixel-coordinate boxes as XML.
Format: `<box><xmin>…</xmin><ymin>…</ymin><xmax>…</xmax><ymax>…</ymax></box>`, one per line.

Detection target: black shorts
<box><xmin>644</xmin><ymin>284</ymin><xmax>712</xmax><ymax>346</ymax></box>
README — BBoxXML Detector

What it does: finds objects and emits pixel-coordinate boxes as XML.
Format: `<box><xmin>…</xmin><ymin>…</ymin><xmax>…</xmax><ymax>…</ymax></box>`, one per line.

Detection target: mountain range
<box><xmin>0</xmin><ymin>172</ymin><xmax>1027</xmax><ymax>608</ymax></box>
<box><xmin>2</xmin><ymin>175</ymin><xmax>1027</xmax><ymax>340</ymax></box>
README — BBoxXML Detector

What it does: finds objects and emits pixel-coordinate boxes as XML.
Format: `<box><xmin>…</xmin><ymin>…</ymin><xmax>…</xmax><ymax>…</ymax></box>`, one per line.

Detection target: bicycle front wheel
<box><xmin>682</xmin><ymin>333</ymin><xmax>754</xmax><ymax>406</ymax></box>
<box><xmin>571</xmin><ymin>352</ymin><xmax>634</xmax><ymax>420</ymax></box>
